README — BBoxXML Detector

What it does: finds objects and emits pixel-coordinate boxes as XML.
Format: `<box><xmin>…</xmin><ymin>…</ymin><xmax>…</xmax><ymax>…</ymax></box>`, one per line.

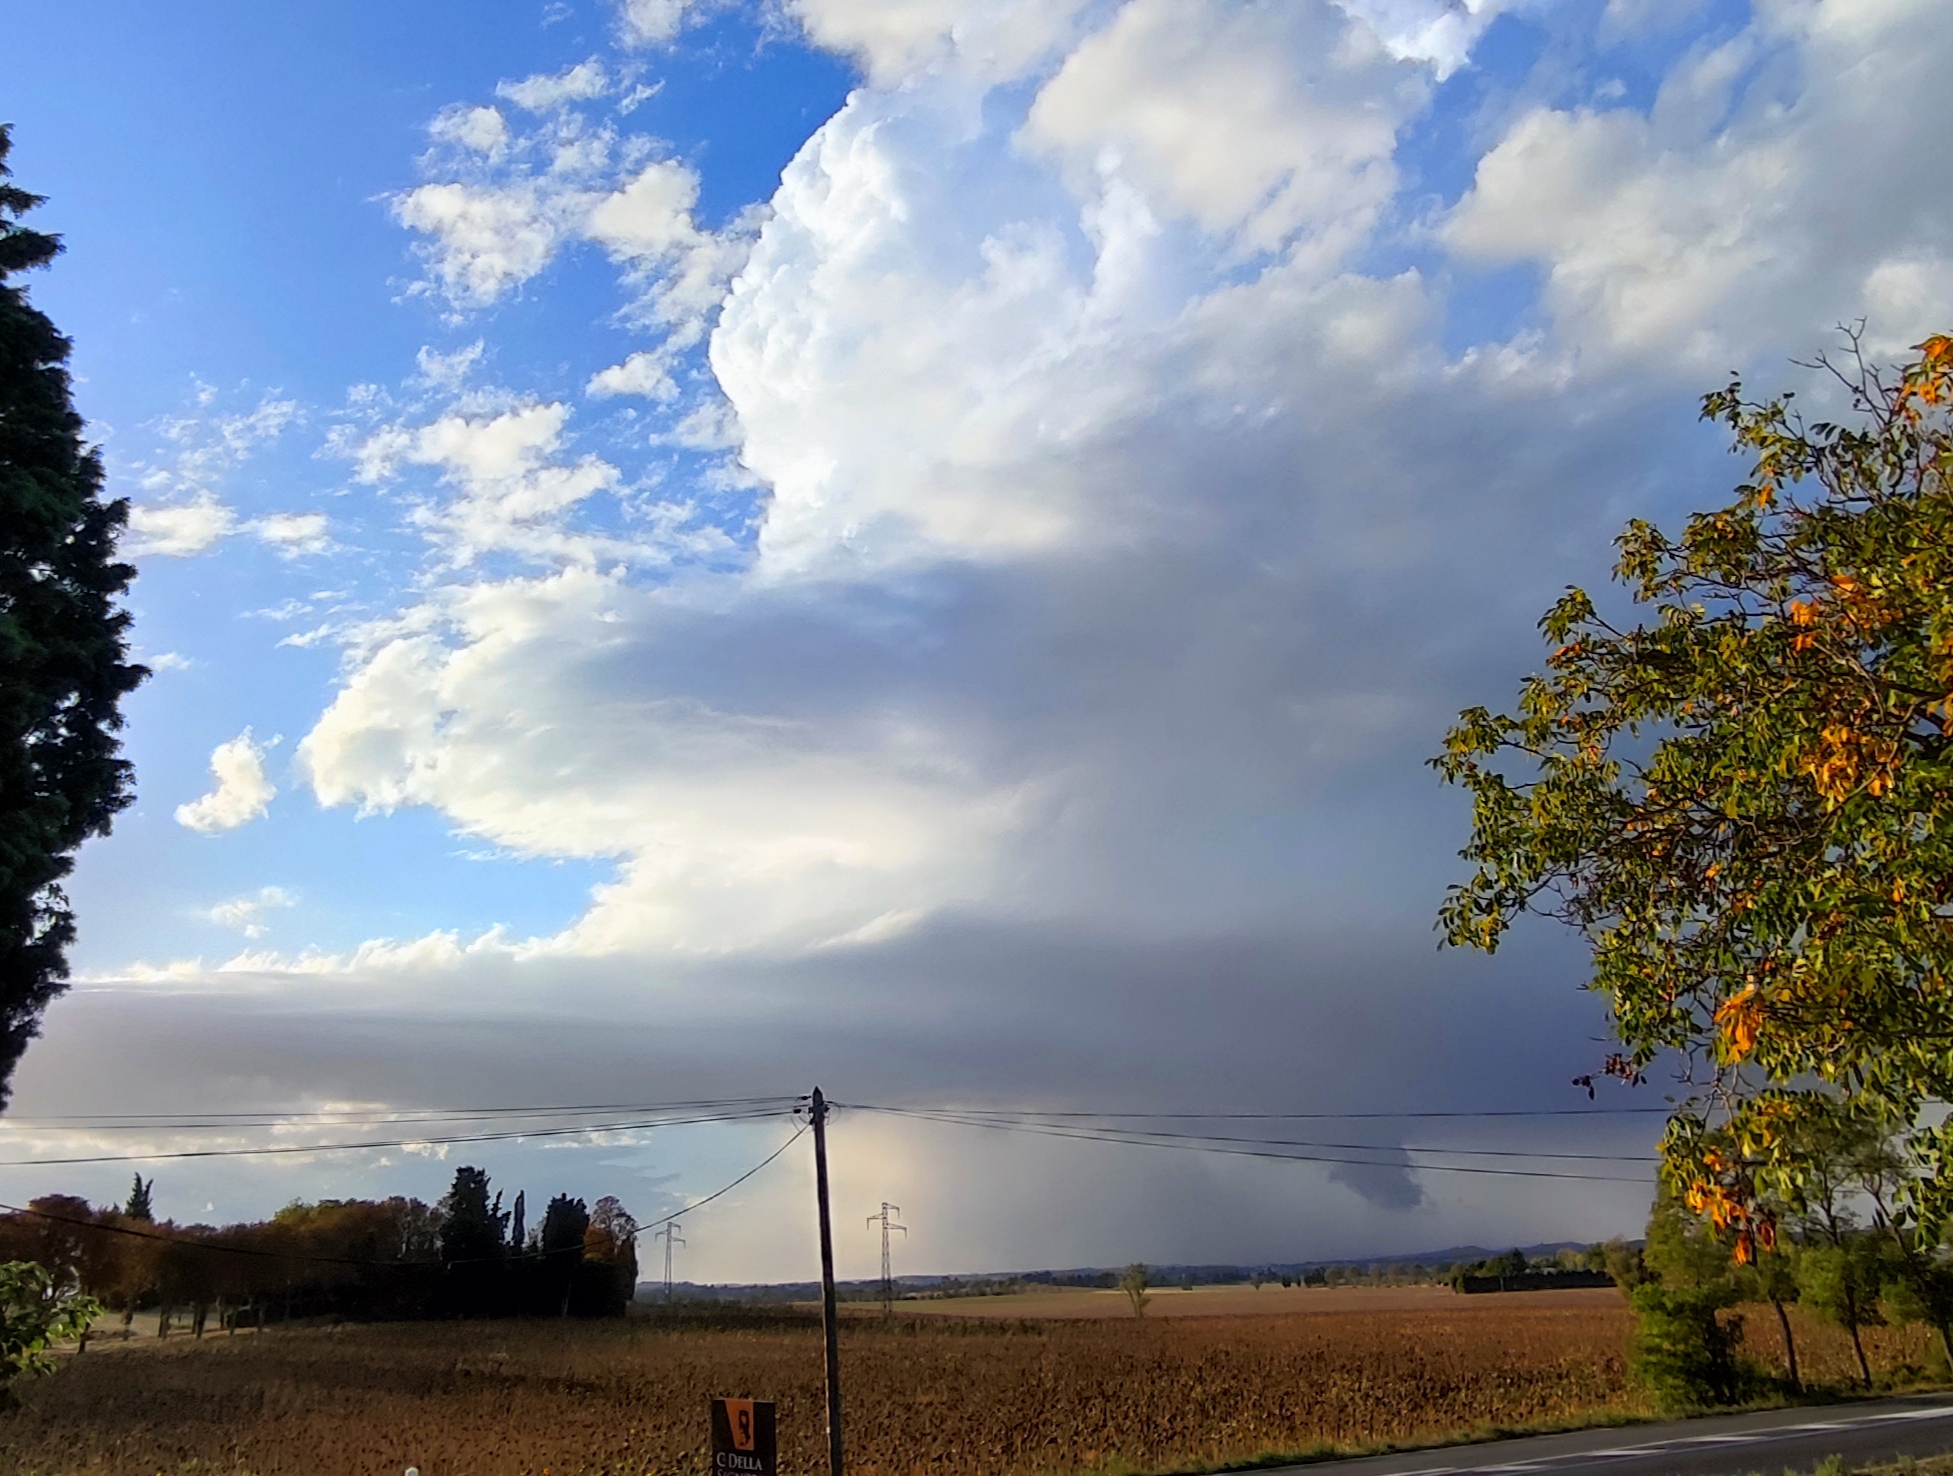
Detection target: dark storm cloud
<box><xmin>1328</xmin><ymin>1148</ymin><xmax>1426</xmax><ymax>1212</ymax></box>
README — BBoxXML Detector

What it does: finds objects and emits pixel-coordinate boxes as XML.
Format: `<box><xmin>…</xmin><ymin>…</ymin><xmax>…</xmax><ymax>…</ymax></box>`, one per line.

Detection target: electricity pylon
<box><xmin>866</xmin><ymin>1202</ymin><xmax>906</xmax><ymax>1315</ymax></box>
<box><xmin>654</xmin><ymin>1220</ymin><xmax>685</xmax><ymax>1301</ymax></box>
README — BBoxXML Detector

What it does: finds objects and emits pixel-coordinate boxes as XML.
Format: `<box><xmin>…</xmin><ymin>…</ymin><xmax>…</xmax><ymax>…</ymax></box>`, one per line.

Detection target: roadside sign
<box><xmin>711</xmin><ymin>1397</ymin><xmax>777</xmax><ymax>1476</ymax></box>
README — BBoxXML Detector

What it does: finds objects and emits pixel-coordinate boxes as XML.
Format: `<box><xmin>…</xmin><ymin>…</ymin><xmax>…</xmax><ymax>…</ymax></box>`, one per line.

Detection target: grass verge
<box><xmin>1118</xmin><ymin>1382</ymin><xmax>1953</xmax><ymax>1476</ymax></box>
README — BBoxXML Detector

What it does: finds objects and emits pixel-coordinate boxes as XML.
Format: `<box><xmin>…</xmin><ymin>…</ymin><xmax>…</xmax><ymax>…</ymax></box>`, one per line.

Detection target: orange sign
<box><xmin>711</xmin><ymin>1397</ymin><xmax>776</xmax><ymax>1475</ymax></box>
<box><xmin>726</xmin><ymin>1399</ymin><xmax>756</xmax><ymax>1451</ymax></box>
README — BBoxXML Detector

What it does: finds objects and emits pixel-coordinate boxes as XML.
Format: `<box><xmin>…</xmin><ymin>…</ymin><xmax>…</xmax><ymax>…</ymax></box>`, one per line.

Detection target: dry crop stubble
<box><xmin>0</xmin><ymin>1293</ymin><xmax>1934</xmax><ymax>1475</ymax></box>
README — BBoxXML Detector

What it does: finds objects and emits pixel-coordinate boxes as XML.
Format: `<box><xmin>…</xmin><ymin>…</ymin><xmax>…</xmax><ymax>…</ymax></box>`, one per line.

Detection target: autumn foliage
<box><xmin>0</xmin><ymin>1167</ymin><xmax>638</xmax><ymax>1327</ymax></box>
<box><xmin>1437</xmin><ymin>334</ymin><xmax>1953</xmax><ymax>1252</ymax></box>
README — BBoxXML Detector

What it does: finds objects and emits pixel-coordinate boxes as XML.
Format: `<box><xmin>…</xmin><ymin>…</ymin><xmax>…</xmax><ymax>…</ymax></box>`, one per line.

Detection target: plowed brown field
<box><xmin>896</xmin><ymin>1283</ymin><xmax>1594</xmax><ymax>1318</ymax></box>
<box><xmin>0</xmin><ymin>1290</ymin><xmax>1933</xmax><ymax>1476</ymax></box>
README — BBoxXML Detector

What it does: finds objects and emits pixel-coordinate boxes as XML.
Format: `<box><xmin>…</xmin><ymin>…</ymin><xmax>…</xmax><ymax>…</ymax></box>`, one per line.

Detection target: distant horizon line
<box><xmin>636</xmin><ymin>1238</ymin><xmax>1639</xmax><ymax>1291</ymax></box>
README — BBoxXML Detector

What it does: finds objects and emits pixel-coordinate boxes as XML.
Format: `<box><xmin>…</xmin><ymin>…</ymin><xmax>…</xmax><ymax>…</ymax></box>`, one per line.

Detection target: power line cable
<box><xmin>634</xmin><ymin>1124</ymin><xmax>807</xmax><ymax>1237</ymax></box>
<box><xmin>881</xmin><ymin>1105</ymin><xmax>1676</xmax><ymax>1120</ymax></box>
<box><xmin>0</xmin><ymin>1124</ymin><xmax>808</xmax><ymax>1268</ymax></box>
<box><xmin>846</xmin><ymin>1105</ymin><xmax>1660</xmax><ymax>1162</ymax></box>
<box><xmin>0</xmin><ymin>1096</ymin><xmax>803</xmax><ymax>1131</ymax></box>
<box><xmin>0</xmin><ymin>1105</ymin><xmax>794</xmax><ymax>1168</ymax></box>
<box><xmin>844</xmin><ymin>1105</ymin><xmax>1656</xmax><ymax>1183</ymax></box>
<box><xmin>0</xmin><ymin>1099</ymin><xmax>1671</xmax><ymax>1129</ymax></box>
<box><xmin>0</xmin><ymin>1099</ymin><xmax>1664</xmax><ymax>1174</ymax></box>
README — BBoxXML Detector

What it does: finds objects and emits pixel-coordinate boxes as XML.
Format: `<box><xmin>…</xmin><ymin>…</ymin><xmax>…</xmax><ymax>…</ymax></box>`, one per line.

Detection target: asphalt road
<box><xmin>1275</xmin><ymin>1396</ymin><xmax>1953</xmax><ymax>1476</ymax></box>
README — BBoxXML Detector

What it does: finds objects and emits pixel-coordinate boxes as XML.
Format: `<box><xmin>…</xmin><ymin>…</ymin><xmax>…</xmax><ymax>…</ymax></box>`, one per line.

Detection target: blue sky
<box><xmin>13</xmin><ymin>2</ymin><xmax>854</xmax><ymax>959</ymax></box>
<box><xmin>2</xmin><ymin>0</ymin><xmax>1948</xmax><ymax>1282</ymax></box>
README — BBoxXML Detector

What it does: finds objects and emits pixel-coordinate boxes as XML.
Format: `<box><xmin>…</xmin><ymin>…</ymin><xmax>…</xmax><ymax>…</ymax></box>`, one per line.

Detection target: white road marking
<box><xmin>1325</xmin><ymin>1404</ymin><xmax>1953</xmax><ymax>1476</ymax></box>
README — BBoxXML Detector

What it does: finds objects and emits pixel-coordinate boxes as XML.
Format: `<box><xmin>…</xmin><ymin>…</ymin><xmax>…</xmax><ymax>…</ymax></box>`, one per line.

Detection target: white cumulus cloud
<box><xmin>297</xmin><ymin>566</ymin><xmax>1030</xmax><ymax>954</ymax></box>
<box><xmin>253</xmin><ymin>512</ymin><xmax>333</xmax><ymax>556</ymax></box>
<box><xmin>429</xmin><ymin>104</ymin><xmax>511</xmax><ymax>157</ymax></box>
<box><xmin>585</xmin><ymin>160</ymin><xmax>751</xmax><ymax>338</ymax></box>
<box><xmin>125</xmin><ymin>495</ymin><xmax>239</xmax><ymax>557</ymax></box>
<box><xmin>175</xmin><ymin>730</ymin><xmax>279</xmax><ymax>834</ymax></box>
<box><xmin>1444</xmin><ymin>0</ymin><xmax>1953</xmax><ymax>371</ymax></box>
<box><xmin>202</xmin><ymin>886</ymin><xmax>296</xmax><ymax>939</ymax></box>
<box><xmin>786</xmin><ymin>0</ymin><xmax>1095</xmax><ymax>84</ymax></box>
<box><xmin>393</xmin><ymin>181</ymin><xmax>569</xmax><ymax>308</ymax></box>
<box><xmin>394</xmin><ymin>91</ymin><xmax>747</xmax><ymax>347</ymax></box>
<box><xmin>124</xmin><ymin>389</ymin><xmax>302</xmax><ymax>557</ymax></box>
<box><xmin>1024</xmin><ymin>0</ymin><xmax>1421</xmax><ymax>258</ymax></box>
<box><xmin>1331</xmin><ymin>0</ymin><xmax>1500</xmax><ymax>78</ymax></box>
<box><xmin>357</xmin><ymin>402</ymin><xmax>630</xmax><ymax>566</ymax></box>
<box><xmin>586</xmin><ymin>349</ymin><xmax>679</xmax><ymax>400</ymax></box>
<box><xmin>496</xmin><ymin>60</ymin><xmax>609</xmax><ymax>113</ymax></box>
<box><xmin>614</xmin><ymin>0</ymin><xmax>709</xmax><ymax>47</ymax></box>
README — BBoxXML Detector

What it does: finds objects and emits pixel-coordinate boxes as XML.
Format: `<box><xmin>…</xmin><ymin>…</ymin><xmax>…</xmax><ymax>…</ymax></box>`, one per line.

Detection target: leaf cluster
<box><xmin>1436</xmin><ymin>330</ymin><xmax>1953</xmax><ymax>1240</ymax></box>
<box><xmin>0</xmin><ymin>1259</ymin><xmax>98</xmax><ymax>1387</ymax></box>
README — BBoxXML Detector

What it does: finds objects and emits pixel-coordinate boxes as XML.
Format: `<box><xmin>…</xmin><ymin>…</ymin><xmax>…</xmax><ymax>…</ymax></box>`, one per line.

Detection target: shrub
<box><xmin>0</xmin><ymin>1261</ymin><xmax>98</xmax><ymax>1392</ymax></box>
<box><xmin>1626</xmin><ymin>1283</ymin><xmax>1752</xmax><ymax>1411</ymax></box>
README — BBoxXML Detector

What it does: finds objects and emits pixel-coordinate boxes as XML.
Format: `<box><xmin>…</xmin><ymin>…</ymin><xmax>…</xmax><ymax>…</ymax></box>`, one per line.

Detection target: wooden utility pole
<box><xmin>811</xmin><ymin>1087</ymin><xmax>844</xmax><ymax>1476</ymax></box>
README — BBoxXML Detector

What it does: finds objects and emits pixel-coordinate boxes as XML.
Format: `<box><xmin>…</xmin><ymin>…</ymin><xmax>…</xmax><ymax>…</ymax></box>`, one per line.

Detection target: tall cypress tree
<box><xmin>0</xmin><ymin>126</ymin><xmax>145</xmax><ymax>1104</ymax></box>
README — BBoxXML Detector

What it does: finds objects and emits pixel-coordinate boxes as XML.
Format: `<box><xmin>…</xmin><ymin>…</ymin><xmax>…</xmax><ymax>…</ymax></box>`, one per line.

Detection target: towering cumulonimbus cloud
<box><xmin>35</xmin><ymin>0</ymin><xmax>1953</xmax><ymax>1277</ymax></box>
<box><xmin>293</xmin><ymin>0</ymin><xmax>1953</xmax><ymax>1041</ymax></box>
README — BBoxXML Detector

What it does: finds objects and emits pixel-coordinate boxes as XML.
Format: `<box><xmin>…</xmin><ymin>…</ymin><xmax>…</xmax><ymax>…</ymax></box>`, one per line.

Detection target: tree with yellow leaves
<box><xmin>1435</xmin><ymin>332</ymin><xmax>1953</xmax><ymax>1260</ymax></box>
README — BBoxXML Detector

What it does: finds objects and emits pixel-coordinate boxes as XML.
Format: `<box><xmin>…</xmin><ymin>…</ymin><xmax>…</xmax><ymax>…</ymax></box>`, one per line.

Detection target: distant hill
<box><xmin>635</xmin><ymin>1240</ymin><xmax>1615</xmax><ymax>1302</ymax></box>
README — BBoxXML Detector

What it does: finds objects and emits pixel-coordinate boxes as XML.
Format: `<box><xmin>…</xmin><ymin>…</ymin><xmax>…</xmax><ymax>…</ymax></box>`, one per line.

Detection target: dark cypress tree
<box><xmin>539</xmin><ymin>1194</ymin><xmax>589</xmax><ymax>1315</ymax></box>
<box><xmin>123</xmin><ymin>1173</ymin><xmax>153</xmax><ymax>1221</ymax></box>
<box><xmin>540</xmin><ymin>1193</ymin><xmax>590</xmax><ymax>1260</ymax></box>
<box><xmin>0</xmin><ymin>126</ymin><xmax>145</xmax><ymax>1104</ymax></box>
<box><xmin>437</xmin><ymin>1166</ymin><xmax>508</xmax><ymax>1265</ymax></box>
<box><xmin>437</xmin><ymin>1166</ymin><xmax>509</xmax><ymax>1316</ymax></box>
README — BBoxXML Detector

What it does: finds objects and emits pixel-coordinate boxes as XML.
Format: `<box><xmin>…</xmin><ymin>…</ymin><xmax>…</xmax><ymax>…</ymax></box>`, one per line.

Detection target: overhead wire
<box><xmin>0</xmin><ymin>1099</ymin><xmax>1668</xmax><ymax>1131</ymax></box>
<box><xmin>871</xmin><ymin>1109</ymin><xmax>1660</xmax><ymax>1162</ymax></box>
<box><xmin>0</xmin><ymin>1103</ymin><xmax>795</xmax><ymax>1168</ymax></box>
<box><xmin>0</xmin><ymin>1092</ymin><xmax>1671</xmax><ymax>1184</ymax></box>
<box><xmin>0</xmin><ymin>1096</ymin><xmax>803</xmax><ymax>1131</ymax></box>
<box><xmin>0</xmin><ymin>1098</ymin><xmax>1670</xmax><ymax>1133</ymax></box>
<box><xmin>906</xmin><ymin>1105</ymin><xmax>1675</xmax><ymax>1120</ymax></box>
<box><xmin>841</xmin><ymin>1103</ymin><xmax>1659</xmax><ymax>1183</ymax></box>
<box><xmin>634</xmin><ymin>1123</ymin><xmax>807</xmax><ymax>1235</ymax></box>
<box><xmin>0</xmin><ymin>1123</ymin><xmax>809</xmax><ymax>1268</ymax></box>
<box><xmin>845</xmin><ymin>1103</ymin><xmax>1661</xmax><ymax>1159</ymax></box>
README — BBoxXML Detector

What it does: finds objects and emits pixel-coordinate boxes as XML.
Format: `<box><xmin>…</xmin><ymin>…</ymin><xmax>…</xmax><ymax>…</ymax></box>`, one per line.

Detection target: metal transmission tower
<box><xmin>653</xmin><ymin>1219</ymin><xmax>685</xmax><ymax>1300</ymax></box>
<box><xmin>866</xmin><ymin>1202</ymin><xmax>906</xmax><ymax>1315</ymax></box>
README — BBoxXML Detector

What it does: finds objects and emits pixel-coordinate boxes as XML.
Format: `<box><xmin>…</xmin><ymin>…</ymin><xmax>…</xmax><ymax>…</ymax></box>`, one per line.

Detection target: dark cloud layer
<box><xmin>9</xmin><ymin>917</ymin><xmax>1665</xmax><ymax>1274</ymax></box>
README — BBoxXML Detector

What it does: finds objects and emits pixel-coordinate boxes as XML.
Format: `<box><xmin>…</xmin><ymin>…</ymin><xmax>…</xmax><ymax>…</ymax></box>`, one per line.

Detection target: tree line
<box><xmin>0</xmin><ymin>1166</ymin><xmax>639</xmax><ymax>1335</ymax></box>
<box><xmin>1612</xmin><ymin>1110</ymin><xmax>1953</xmax><ymax>1409</ymax></box>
